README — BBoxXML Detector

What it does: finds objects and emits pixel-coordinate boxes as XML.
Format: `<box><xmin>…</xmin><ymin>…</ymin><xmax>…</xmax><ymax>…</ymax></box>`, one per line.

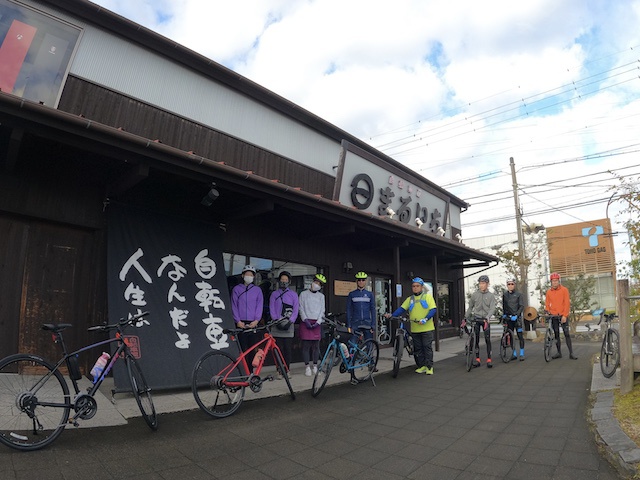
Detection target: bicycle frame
<box><xmin>216</xmin><ymin>330</ymin><xmax>285</xmax><ymax>387</ymax></box>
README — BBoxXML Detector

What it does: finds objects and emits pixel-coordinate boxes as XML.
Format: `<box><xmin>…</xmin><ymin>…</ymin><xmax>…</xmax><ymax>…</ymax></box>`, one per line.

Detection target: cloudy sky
<box><xmin>92</xmin><ymin>0</ymin><xmax>640</xmax><ymax>273</ymax></box>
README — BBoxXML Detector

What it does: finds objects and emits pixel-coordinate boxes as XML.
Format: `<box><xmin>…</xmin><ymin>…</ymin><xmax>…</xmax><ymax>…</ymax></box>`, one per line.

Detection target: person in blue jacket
<box><xmin>346</xmin><ymin>271</ymin><xmax>376</xmax><ymax>341</ymax></box>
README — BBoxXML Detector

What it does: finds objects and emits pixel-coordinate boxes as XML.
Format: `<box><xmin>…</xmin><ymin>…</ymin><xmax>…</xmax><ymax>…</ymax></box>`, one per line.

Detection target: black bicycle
<box><xmin>0</xmin><ymin>311</ymin><xmax>157</xmax><ymax>451</ymax></box>
<box><xmin>499</xmin><ymin>316</ymin><xmax>515</xmax><ymax>363</ymax></box>
<box><xmin>594</xmin><ymin>309</ymin><xmax>620</xmax><ymax>378</ymax></box>
<box><xmin>389</xmin><ymin>316</ymin><xmax>415</xmax><ymax>378</ymax></box>
<box><xmin>462</xmin><ymin>318</ymin><xmax>479</xmax><ymax>372</ymax></box>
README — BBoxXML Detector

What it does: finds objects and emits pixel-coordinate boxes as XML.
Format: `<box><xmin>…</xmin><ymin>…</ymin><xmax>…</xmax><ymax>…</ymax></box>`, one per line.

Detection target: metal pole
<box><xmin>509</xmin><ymin>157</ymin><xmax>528</xmax><ymax>304</ymax></box>
<box><xmin>617</xmin><ymin>279</ymin><xmax>632</xmax><ymax>394</ymax></box>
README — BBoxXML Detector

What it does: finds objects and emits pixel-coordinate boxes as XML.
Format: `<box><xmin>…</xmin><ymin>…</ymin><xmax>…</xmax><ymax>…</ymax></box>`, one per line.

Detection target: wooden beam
<box><xmin>224</xmin><ymin>199</ymin><xmax>274</xmax><ymax>220</ymax></box>
<box><xmin>3</xmin><ymin>128</ymin><xmax>24</xmax><ymax>172</ymax></box>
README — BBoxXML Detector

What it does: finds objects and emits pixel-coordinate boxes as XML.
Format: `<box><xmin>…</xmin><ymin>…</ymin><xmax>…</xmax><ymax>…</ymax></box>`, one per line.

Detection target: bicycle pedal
<box><xmin>266</xmin><ymin>375</ymin><xmax>274</xmax><ymax>381</ymax></box>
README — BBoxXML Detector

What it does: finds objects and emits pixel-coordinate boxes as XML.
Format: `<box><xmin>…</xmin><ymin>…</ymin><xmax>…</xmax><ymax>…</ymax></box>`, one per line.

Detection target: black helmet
<box><xmin>278</xmin><ymin>271</ymin><xmax>291</xmax><ymax>281</ymax></box>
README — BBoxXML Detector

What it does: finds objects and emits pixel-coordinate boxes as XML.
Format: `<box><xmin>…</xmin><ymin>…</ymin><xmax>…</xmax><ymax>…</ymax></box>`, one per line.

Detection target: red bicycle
<box><xmin>191</xmin><ymin>319</ymin><xmax>295</xmax><ymax>418</ymax></box>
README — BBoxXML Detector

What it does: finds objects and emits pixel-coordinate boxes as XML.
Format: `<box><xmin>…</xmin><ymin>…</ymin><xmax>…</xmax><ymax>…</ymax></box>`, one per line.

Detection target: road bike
<box><xmin>593</xmin><ymin>308</ymin><xmax>620</xmax><ymax>378</ymax></box>
<box><xmin>312</xmin><ymin>314</ymin><xmax>379</xmax><ymax>397</ymax></box>
<box><xmin>0</xmin><ymin>311</ymin><xmax>157</xmax><ymax>451</ymax></box>
<box><xmin>538</xmin><ymin>314</ymin><xmax>559</xmax><ymax>362</ymax></box>
<box><xmin>377</xmin><ymin>315</ymin><xmax>391</xmax><ymax>345</ymax></box>
<box><xmin>388</xmin><ymin>316</ymin><xmax>416</xmax><ymax>378</ymax></box>
<box><xmin>462</xmin><ymin>318</ymin><xmax>486</xmax><ymax>372</ymax></box>
<box><xmin>191</xmin><ymin>319</ymin><xmax>295</xmax><ymax>418</ymax></box>
<box><xmin>499</xmin><ymin>316</ymin><xmax>515</xmax><ymax>363</ymax></box>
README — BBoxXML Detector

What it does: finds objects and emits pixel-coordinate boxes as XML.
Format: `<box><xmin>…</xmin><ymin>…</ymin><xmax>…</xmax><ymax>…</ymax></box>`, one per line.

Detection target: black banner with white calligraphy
<box><xmin>107</xmin><ymin>204</ymin><xmax>236</xmax><ymax>390</ymax></box>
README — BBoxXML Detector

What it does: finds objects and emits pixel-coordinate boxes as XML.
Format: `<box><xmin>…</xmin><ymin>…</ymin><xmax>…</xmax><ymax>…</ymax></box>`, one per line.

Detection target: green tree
<box><xmin>539</xmin><ymin>273</ymin><xmax>597</xmax><ymax>332</ymax></box>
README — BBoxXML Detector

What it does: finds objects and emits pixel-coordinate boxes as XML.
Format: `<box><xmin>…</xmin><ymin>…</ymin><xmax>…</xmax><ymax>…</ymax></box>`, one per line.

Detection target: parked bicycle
<box><xmin>192</xmin><ymin>319</ymin><xmax>295</xmax><ymax>418</ymax></box>
<box><xmin>312</xmin><ymin>313</ymin><xmax>379</xmax><ymax>397</ymax></box>
<box><xmin>377</xmin><ymin>315</ymin><xmax>391</xmax><ymax>345</ymax></box>
<box><xmin>388</xmin><ymin>316</ymin><xmax>416</xmax><ymax>378</ymax></box>
<box><xmin>0</xmin><ymin>311</ymin><xmax>157</xmax><ymax>451</ymax></box>
<box><xmin>592</xmin><ymin>308</ymin><xmax>620</xmax><ymax>378</ymax></box>
<box><xmin>499</xmin><ymin>316</ymin><xmax>515</xmax><ymax>363</ymax></box>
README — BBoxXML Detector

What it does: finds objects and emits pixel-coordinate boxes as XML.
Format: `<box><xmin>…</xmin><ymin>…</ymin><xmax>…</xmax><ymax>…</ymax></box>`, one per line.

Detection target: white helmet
<box><xmin>241</xmin><ymin>265</ymin><xmax>256</xmax><ymax>274</ymax></box>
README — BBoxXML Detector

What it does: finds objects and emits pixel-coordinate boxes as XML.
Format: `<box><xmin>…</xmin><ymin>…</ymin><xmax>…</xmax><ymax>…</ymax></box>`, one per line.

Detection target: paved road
<box><xmin>0</xmin><ymin>341</ymin><xmax>623</xmax><ymax>479</ymax></box>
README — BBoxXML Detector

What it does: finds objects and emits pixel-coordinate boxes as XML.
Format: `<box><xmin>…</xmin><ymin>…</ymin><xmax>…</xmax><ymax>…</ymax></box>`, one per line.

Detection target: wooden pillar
<box><xmin>433</xmin><ymin>254</ymin><xmax>439</xmax><ymax>352</ymax></box>
<box><xmin>617</xmin><ymin>279</ymin><xmax>632</xmax><ymax>394</ymax></box>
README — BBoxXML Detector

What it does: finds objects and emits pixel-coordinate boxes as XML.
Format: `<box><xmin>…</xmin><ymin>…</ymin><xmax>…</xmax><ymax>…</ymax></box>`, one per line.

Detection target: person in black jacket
<box><xmin>502</xmin><ymin>278</ymin><xmax>525</xmax><ymax>361</ymax></box>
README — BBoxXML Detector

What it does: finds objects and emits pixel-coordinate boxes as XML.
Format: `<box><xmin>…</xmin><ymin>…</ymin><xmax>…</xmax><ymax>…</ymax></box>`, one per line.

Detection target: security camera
<box><xmin>436</xmin><ymin>227</ymin><xmax>445</xmax><ymax>236</ymax></box>
<box><xmin>455</xmin><ymin>233</ymin><xmax>463</xmax><ymax>243</ymax></box>
<box><xmin>385</xmin><ymin>206</ymin><xmax>396</xmax><ymax>218</ymax></box>
<box><xmin>415</xmin><ymin>218</ymin><xmax>424</xmax><ymax>228</ymax></box>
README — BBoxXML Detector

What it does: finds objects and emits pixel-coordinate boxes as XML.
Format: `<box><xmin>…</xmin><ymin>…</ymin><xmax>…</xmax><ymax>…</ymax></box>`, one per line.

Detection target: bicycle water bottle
<box><xmin>90</xmin><ymin>352</ymin><xmax>110</xmax><ymax>382</ymax></box>
<box><xmin>252</xmin><ymin>348</ymin><xmax>265</xmax><ymax>368</ymax></box>
<box><xmin>339</xmin><ymin>343</ymin><xmax>349</xmax><ymax>358</ymax></box>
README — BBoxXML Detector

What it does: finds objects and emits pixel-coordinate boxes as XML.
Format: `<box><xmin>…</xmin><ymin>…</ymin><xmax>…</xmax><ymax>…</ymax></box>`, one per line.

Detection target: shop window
<box><xmin>0</xmin><ymin>0</ymin><xmax>81</xmax><ymax>107</ymax></box>
<box><xmin>437</xmin><ymin>282</ymin><xmax>453</xmax><ymax>329</ymax></box>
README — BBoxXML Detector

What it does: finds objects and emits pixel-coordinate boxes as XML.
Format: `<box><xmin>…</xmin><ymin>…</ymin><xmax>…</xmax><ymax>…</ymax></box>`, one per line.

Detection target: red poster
<box><xmin>0</xmin><ymin>20</ymin><xmax>37</xmax><ymax>94</ymax></box>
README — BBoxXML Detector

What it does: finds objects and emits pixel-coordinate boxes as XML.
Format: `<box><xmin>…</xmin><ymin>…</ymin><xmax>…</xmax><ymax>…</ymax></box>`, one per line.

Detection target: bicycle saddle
<box><xmin>42</xmin><ymin>323</ymin><xmax>73</xmax><ymax>332</ymax></box>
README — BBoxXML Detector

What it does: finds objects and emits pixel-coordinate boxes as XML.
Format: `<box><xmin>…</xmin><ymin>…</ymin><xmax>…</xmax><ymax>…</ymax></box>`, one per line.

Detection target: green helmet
<box><xmin>314</xmin><ymin>273</ymin><xmax>327</xmax><ymax>284</ymax></box>
<box><xmin>355</xmin><ymin>271</ymin><xmax>368</xmax><ymax>279</ymax></box>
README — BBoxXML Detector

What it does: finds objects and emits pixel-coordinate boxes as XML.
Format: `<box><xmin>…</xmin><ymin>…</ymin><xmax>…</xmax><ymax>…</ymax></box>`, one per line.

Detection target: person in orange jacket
<box><xmin>544</xmin><ymin>272</ymin><xmax>577</xmax><ymax>360</ymax></box>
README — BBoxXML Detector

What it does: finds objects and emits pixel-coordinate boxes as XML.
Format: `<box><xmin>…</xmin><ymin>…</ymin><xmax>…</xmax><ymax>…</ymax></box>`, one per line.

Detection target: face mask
<box><xmin>311</xmin><ymin>283</ymin><xmax>321</xmax><ymax>292</ymax></box>
<box><xmin>279</xmin><ymin>281</ymin><xmax>289</xmax><ymax>289</ymax></box>
<box><xmin>243</xmin><ymin>275</ymin><xmax>254</xmax><ymax>284</ymax></box>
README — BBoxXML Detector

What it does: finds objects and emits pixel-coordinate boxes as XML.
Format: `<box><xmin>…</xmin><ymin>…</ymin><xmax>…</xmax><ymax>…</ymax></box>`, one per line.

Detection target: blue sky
<box><xmin>92</xmin><ymin>0</ymin><xmax>640</xmax><ymax>273</ymax></box>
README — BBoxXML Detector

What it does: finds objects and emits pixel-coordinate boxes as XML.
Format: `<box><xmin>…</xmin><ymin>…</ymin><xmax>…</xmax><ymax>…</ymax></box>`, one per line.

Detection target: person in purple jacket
<box><xmin>231</xmin><ymin>265</ymin><xmax>263</xmax><ymax>362</ymax></box>
<box><xmin>269</xmin><ymin>271</ymin><xmax>299</xmax><ymax>379</ymax></box>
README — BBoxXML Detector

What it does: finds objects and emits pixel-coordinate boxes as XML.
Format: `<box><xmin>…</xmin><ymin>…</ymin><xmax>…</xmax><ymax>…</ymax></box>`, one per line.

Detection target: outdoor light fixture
<box><xmin>385</xmin><ymin>206</ymin><xmax>396</xmax><ymax>218</ymax></box>
<box><xmin>455</xmin><ymin>233</ymin><xmax>463</xmax><ymax>243</ymax></box>
<box><xmin>436</xmin><ymin>227</ymin><xmax>446</xmax><ymax>236</ymax></box>
<box><xmin>201</xmin><ymin>182</ymin><xmax>220</xmax><ymax>206</ymax></box>
<box><xmin>415</xmin><ymin>218</ymin><xmax>424</xmax><ymax>228</ymax></box>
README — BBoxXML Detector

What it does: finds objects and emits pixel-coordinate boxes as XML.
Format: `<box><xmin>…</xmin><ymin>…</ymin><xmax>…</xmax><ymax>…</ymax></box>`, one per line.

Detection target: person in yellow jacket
<box><xmin>386</xmin><ymin>277</ymin><xmax>437</xmax><ymax>374</ymax></box>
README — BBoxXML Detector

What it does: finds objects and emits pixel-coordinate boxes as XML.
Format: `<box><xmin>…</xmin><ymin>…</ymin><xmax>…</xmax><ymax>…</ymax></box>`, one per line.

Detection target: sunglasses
<box><xmin>357</xmin><ymin>279</ymin><xmax>366</xmax><ymax>282</ymax></box>
<box><xmin>507</xmin><ymin>283</ymin><xmax>515</xmax><ymax>286</ymax></box>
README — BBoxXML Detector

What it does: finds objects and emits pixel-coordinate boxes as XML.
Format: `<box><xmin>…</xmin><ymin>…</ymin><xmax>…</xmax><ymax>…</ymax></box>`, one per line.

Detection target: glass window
<box><xmin>0</xmin><ymin>0</ymin><xmax>81</xmax><ymax>106</ymax></box>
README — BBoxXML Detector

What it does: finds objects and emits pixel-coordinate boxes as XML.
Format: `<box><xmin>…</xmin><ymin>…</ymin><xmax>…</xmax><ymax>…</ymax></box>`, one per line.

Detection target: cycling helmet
<box><xmin>355</xmin><ymin>271</ymin><xmax>368</xmax><ymax>279</ymax></box>
<box><xmin>506</xmin><ymin>277</ymin><xmax>516</xmax><ymax>284</ymax></box>
<box><xmin>550</xmin><ymin>272</ymin><xmax>561</xmax><ymax>280</ymax></box>
<box><xmin>241</xmin><ymin>265</ymin><xmax>256</xmax><ymax>274</ymax></box>
<box><xmin>411</xmin><ymin>277</ymin><xmax>425</xmax><ymax>286</ymax></box>
<box><xmin>278</xmin><ymin>270</ymin><xmax>291</xmax><ymax>280</ymax></box>
<box><xmin>478</xmin><ymin>275</ymin><xmax>490</xmax><ymax>283</ymax></box>
<box><xmin>314</xmin><ymin>273</ymin><xmax>327</xmax><ymax>284</ymax></box>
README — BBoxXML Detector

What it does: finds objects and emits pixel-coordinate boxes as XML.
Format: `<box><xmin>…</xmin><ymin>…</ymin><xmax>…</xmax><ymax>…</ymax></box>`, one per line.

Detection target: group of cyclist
<box><xmin>465</xmin><ymin>271</ymin><xmax>577</xmax><ymax>368</ymax></box>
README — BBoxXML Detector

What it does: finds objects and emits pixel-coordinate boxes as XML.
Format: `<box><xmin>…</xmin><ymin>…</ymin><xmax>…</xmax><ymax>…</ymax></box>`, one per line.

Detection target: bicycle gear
<box><xmin>249</xmin><ymin>375</ymin><xmax>262</xmax><ymax>393</ymax></box>
<box><xmin>73</xmin><ymin>394</ymin><xmax>98</xmax><ymax>420</ymax></box>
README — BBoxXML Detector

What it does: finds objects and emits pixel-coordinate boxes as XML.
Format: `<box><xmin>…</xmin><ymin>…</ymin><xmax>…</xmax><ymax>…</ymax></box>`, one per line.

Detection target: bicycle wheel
<box><xmin>392</xmin><ymin>333</ymin><xmax>404</xmax><ymax>378</ymax></box>
<box><xmin>192</xmin><ymin>351</ymin><xmax>245</xmax><ymax>418</ymax></box>
<box><xmin>352</xmin><ymin>339</ymin><xmax>379</xmax><ymax>382</ymax></box>
<box><xmin>465</xmin><ymin>331</ymin><xmax>475</xmax><ymax>372</ymax></box>
<box><xmin>125</xmin><ymin>355</ymin><xmax>158</xmax><ymax>430</ymax></box>
<box><xmin>0</xmin><ymin>354</ymin><xmax>71</xmax><ymax>451</ymax></box>
<box><xmin>500</xmin><ymin>330</ymin><xmax>514</xmax><ymax>363</ymax></box>
<box><xmin>600</xmin><ymin>329</ymin><xmax>620</xmax><ymax>378</ymax></box>
<box><xmin>312</xmin><ymin>342</ymin><xmax>337</xmax><ymax>397</ymax></box>
<box><xmin>544</xmin><ymin>328</ymin><xmax>553</xmax><ymax>362</ymax></box>
<box><xmin>378</xmin><ymin>332</ymin><xmax>391</xmax><ymax>345</ymax></box>
<box><xmin>273</xmin><ymin>349</ymin><xmax>295</xmax><ymax>400</ymax></box>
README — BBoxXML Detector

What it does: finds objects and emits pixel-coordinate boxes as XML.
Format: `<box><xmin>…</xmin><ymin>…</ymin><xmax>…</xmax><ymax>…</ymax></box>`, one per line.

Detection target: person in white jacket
<box><xmin>298</xmin><ymin>274</ymin><xmax>327</xmax><ymax>376</ymax></box>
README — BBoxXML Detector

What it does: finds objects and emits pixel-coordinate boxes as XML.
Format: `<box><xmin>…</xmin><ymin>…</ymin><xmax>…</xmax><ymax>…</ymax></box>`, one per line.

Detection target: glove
<box><xmin>419</xmin><ymin>319</ymin><xmax>427</xmax><ymax>325</ymax></box>
<box><xmin>303</xmin><ymin>319</ymin><xmax>313</xmax><ymax>328</ymax></box>
<box><xmin>461</xmin><ymin>319</ymin><xmax>466</xmax><ymax>328</ymax></box>
<box><xmin>312</xmin><ymin>322</ymin><xmax>321</xmax><ymax>328</ymax></box>
<box><xmin>511</xmin><ymin>315</ymin><xmax>518</xmax><ymax>321</ymax></box>
<box><xmin>483</xmin><ymin>320</ymin><xmax>489</xmax><ymax>330</ymax></box>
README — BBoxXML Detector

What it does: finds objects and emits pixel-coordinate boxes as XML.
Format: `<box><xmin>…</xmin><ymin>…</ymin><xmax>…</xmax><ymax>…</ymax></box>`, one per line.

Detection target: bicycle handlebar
<box><xmin>222</xmin><ymin>318</ymin><xmax>286</xmax><ymax>335</ymax></box>
<box><xmin>597</xmin><ymin>313</ymin><xmax>617</xmax><ymax>326</ymax></box>
<box><xmin>88</xmin><ymin>311</ymin><xmax>150</xmax><ymax>332</ymax></box>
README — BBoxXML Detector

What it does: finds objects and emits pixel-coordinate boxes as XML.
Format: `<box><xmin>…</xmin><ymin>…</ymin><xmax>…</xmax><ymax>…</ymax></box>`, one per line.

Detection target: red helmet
<box><xmin>550</xmin><ymin>272</ymin><xmax>561</xmax><ymax>280</ymax></box>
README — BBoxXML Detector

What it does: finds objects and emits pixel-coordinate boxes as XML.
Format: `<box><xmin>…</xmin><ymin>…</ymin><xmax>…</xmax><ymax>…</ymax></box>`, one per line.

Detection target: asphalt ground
<box><xmin>0</xmin><ymin>338</ymin><xmax>625</xmax><ymax>479</ymax></box>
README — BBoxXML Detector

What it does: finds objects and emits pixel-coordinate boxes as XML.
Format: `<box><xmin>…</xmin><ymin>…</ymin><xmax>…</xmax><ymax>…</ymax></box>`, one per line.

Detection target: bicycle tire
<box><xmin>273</xmin><ymin>350</ymin><xmax>296</xmax><ymax>400</ymax></box>
<box><xmin>0</xmin><ymin>354</ymin><xmax>71</xmax><ymax>451</ymax></box>
<box><xmin>377</xmin><ymin>332</ymin><xmax>391</xmax><ymax>345</ymax></box>
<box><xmin>500</xmin><ymin>330</ymin><xmax>514</xmax><ymax>363</ymax></box>
<box><xmin>352</xmin><ymin>339</ymin><xmax>379</xmax><ymax>382</ymax></box>
<box><xmin>312</xmin><ymin>342</ymin><xmax>337</xmax><ymax>397</ymax></box>
<box><xmin>392</xmin><ymin>333</ymin><xmax>404</xmax><ymax>378</ymax></box>
<box><xmin>192</xmin><ymin>351</ymin><xmax>245</xmax><ymax>418</ymax></box>
<box><xmin>465</xmin><ymin>331</ymin><xmax>475</xmax><ymax>372</ymax></box>
<box><xmin>126</xmin><ymin>355</ymin><xmax>158</xmax><ymax>430</ymax></box>
<box><xmin>600</xmin><ymin>329</ymin><xmax>620</xmax><ymax>378</ymax></box>
<box><xmin>544</xmin><ymin>329</ymin><xmax>553</xmax><ymax>362</ymax></box>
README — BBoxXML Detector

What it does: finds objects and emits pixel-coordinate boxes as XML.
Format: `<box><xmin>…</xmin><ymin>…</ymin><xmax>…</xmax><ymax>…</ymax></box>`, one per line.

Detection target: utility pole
<box><xmin>510</xmin><ymin>157</ymin><xmax>528</xmax><ymax>305</ymax></box>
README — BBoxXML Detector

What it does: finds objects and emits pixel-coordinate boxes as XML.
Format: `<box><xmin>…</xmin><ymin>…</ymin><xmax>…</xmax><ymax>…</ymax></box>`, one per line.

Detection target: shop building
<box><xmin>0</xmin><ymin>0</ymin><xmax>496</xmax><ymax>388</ymax></box>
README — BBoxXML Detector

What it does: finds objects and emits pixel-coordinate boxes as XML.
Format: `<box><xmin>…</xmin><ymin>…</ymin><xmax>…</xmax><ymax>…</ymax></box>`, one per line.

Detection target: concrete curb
<box><xmin>589</xmin><ymin>364</ymin><xmax>640</xmax><ymax>478</ymax></box>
